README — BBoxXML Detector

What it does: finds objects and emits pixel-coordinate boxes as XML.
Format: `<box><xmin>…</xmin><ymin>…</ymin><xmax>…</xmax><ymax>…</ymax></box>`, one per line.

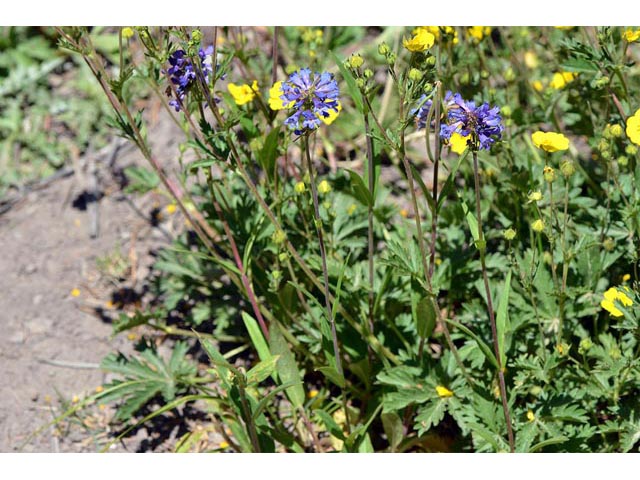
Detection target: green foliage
<box><xmin>52</xmin><ymin>26</ymin><xmax>640</xmax><ymax>453</ymax></box>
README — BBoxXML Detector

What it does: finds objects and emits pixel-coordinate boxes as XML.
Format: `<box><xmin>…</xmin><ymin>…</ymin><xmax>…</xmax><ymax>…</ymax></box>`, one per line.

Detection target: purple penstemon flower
<box><xmin>280</xmin><ymin>68</ymin><xmax>340</xmax><ymax>135</ymax></box>
<box><xmin>165</xmin><ymin>46</ymin><xmax>218</xmax><ymax>112</ymax></box>
<box><xmin>440</xmin><ymin>92</ymin><xmax>503</xmax><ymax>150</ymax></box>
<box><xmin>411</xmin><ymin>94</ymin><xmax>434</xmax><ymax>130</ymax></box>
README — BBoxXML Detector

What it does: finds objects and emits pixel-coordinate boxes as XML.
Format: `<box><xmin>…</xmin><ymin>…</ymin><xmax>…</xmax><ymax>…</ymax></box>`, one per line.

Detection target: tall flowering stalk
<box><xmin>438</xmin><ymin>92</ymin><xmax>515</xmax><ymax>452</ymax></box>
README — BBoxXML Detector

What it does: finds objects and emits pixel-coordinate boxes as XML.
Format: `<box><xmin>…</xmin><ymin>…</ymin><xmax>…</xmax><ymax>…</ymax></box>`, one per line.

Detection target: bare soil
<box><xmin>0</xmin><ymin>110</ymin><xmax>186</xmax><ymax>452</ymax></box>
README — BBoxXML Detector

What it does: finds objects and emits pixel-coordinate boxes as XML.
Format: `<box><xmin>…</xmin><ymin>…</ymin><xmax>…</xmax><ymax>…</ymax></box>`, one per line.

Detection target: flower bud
<box><xmin>610</xmin><ymin>124</ymin><xmax>623</xmax><ymax>137</ymax></box>
<box><xmin>480</xmin><ymin>70</ymin><xmax>490</xmax><ymax>79</ymax></box>
<box><xmin>191</xmin><ymin>29</ymin><xmax>203</xmax><ymax>42</ymax></box>
<box><xmin>625</xmin><ymin>144</ymin><xmax>638</xmax><ymax>155</ymax></box>
<box><xmin>349</xmin><ymin>54</ymin><xmax>364</xmax><ymax>69</ymax></box>
<box><xmin>578</xmin><ymin>338</ymin><xmax>593</xmax><ymax>354</ymax></box>
<box><xmin>504</xmin><ymin>67</ymin><xmax>516</xmax><ymax>83</ymax></box>
<box><xmin>272</xmin><ymin>229</ymin><xmax>287</xmax><ymax>245</ymax></box>
<box><xmin>408</xmin><ymin>68</ymin><xmax>423</xmax><ymax>81</ymax></box>
<box><xmin>593</xmin><ymin>75</ymin><xmax>610</xmax><ymax>89</ymax></box>
<box><xmin>426</xmin><ymin>55</ymin><xmax>436</xmax><ymax>66</ymax></box>
<box><xmin>543</xmin><ymin>165</ymin><xmax>556</xmax><ymax>183</ymax></box>
<box><xmin>356</xmin><ymin>78</ymin><xmax>366</xmax><ymax>89</ymax></box>
<box><xmin>528</xmin><ymin>191</ymin><xmax>543</xmax><ymax>202</ymax></box>
<box><xmin>617</xmin><ymin>155</ymin><xmax>629</xmax><ymax>166</ymax></box>
<box><xmin>318</xmin><ymin>180</ymin><xmax>331</xmax><ymax>194</ymax></box>
<box><xmin>603</xmin><ymin>237</ymin><xmax>615</xmax><ymax>251</ymax></box>
<box><xmin>363</xmin><ymin>68</ymin><xmax>373</xmax><ymax>79</ymax></box>
<box><xmin>560</xmin><ymin>160</ymin><xmax>575</xmax><ymax>177</ymax></box>
<box><xmin>501</xmin><ymin>105</ymin><xmax>512</xmax><ymax>118</ymax></box>
<box><xmin>503</xmin><ymin>228</ymin><xmax>516</xmax><ymax>241</ymax></box>
<box><xmin>295</xmin><ymin>182</ymin><xmax>306</xmax><ymax>194</ymax></box>
<box><xmin>378</xmin><ymin>42</ymin><xmax>390</xmax><ymax>56</ymax></box>
<box><xmin>386</xmin><ymin>53</ymin><xmax>397</xmax><ymax>65</ymax></box>
<box><xmin>532</xmin><ymin>219</ymin><xmax>545</xmax><ymax>233</ymax></box>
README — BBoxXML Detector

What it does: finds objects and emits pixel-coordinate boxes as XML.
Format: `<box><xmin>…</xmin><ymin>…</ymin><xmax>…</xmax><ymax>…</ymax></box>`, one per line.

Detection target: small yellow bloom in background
<box><xmin>467</xmin><ymin>26</ymin><xmax>491</xmax><ymax>42</ymax></box>
<box><xmin>626</xmin><ymin>109</ymin><xmax>640</xmax><ymax>146</ymax></box>
<box><xmin>532</xmin><ymin>131</ymin><xmax>570</xmax><ymax>152</ymax></box>
<box><xmin>403</xmin><ymin>29</ymin><xmax>435</xmax><ymax>52</ymax></box>
<box><xmin>524</xmin><ymin>51</ymin><xmax>539</xmax><ymax>69</ymax></box>
<box><xmin>549</xmin><ymin>71</ymin><xmax>577</xmax><ymax>90</ymax></box>
<box><xmin>528</xmin><ymin>191</ymin><xmax>543</xmax><ymax>203</ymax></box>
<box><xmin>165</xmin><ymin>204</ymin><xmax>177</xmax><ymax>214</ymax></box>
<box><xmin>623</xmin><ymin>29</ymin><xmax>640</xmax><ymax>43</ymax></box>
<box><xmin>532</xmin><ymin>80</ymin><xmax>545</xmax><ymax>92</ymax></box>
<box><xmin>294</xmin><ymin>181</ymin><xmax>306</xmax><ymax>194</ymax></box>
<box><xmin>503</xmin><ymin>228</ymin><xmax>516</xmax><ymax>241</ymax></box>
<box><xmin>121</xmin><ymin>27</ymin><xmax>135</xmax><ymax>39</ymax></box>
<box><xmin>227</xmin><ymin>80</ymin><xmax>259</xmax><ymax>106</ymax></box>
<box><xmin>318</xmin><ymin>180</ymin><xmax>331</xmax><ymax>194</ymax></box>
<box><xmin>347</xmin><ymin>204</ymin><xmax>357</xmax><ymax>216</ymax></box>
<box><xmin>98</xmin><ymin>404</ymin><xmax>106</xmax><ymax>411</ymax></box>
<box><xmin>421</xmin><ymin>26</ymin><xmax>459</xmax><ymax>44</ymax></box>
<box><xmin>400</xmin><ymin>208</ymin><xmax>408</xmax><ymax>218</ymax></box>
<box><xmin>71</xmin><ymin>288</ymin><xmax>81</xmax><ymax>298</ymax></box>
<box><xmin>554</xmin><ymin>26</ymin><xmax>574</xmax><ymax>30</ymax></box>
<box><xmin>95</xmin><ymin>386</ymin><xmax>104</xmax><ymax>394</ymax></box>
<box><xmin>601</xmin><ymin>286</ymin><xmax>634</xmax><ymax>317</ymax></box>
<box><xmin>449</xmin><ymin>132</ymin><xmax>471</xmax><ymax>155</ymax></box>
<box><xmin>435</xmin><ymin>385</ymin><xmax>454</xmax><ymax>398</ymax></box>
<box><xmin>526</xmin><ymin>410</ymin><xmax>536</xmax><ymax>422</ymax></box>
<box><xmin>623</xmin><ymin>274</ymin><xmax>631</xmax><ymax>283</ymax></box>
<box><xmin>127</xmin><ymin>332</ymin><xmax>138</xmax><ymax>341</ymax></box>
<box><xmin>318</xmin><ymin>101</ymin><xmax>342</xmax><ymax>125</ymax></box>
<box><xmin>71</xmin><ymin>395</ymin><xmax>80</xmax><ymax>404</ymax></box>
<box><xmin>219</xmin><ymin>441</ymin><xmax>229</xmax><ymax>449</ymax></box>
<box><xmin>531</xmin><ymin>219</ymin><xmax>545</xmax><ymax>233</ymax></box>
<box><xmin>556</xmin><ymin>343</ymin><xmax>570</xmax><ymax>356</ymax></box>
<box><xmin>308</xmin><ymin>389</ymin><xmax>319</xmax><ymax>399</ymax></box>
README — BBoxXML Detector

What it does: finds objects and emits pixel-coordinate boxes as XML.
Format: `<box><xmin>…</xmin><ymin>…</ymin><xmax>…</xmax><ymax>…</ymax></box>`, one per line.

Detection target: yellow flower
<box><xmin>71</xmin><ymin>288</ymin><xmax>81</xmax><ymax>297</ymax></box>
<box><xmin>549</xmin><ymin>71</ymin><xmax>577</xmax><ymax>90</ymax></box>
<box><xmin>626</xmin><ymin>109</ymin><xmax>640</xmax><ymax>146</ymax></box>
<box><xmin>435</xmin><ymin>385</ymin><xmax>454</xmax><ymax>398</ymax></box>
<box><xmin>531</xmin><ymin>219</ymin><xmax>545</xmax><ymax>233</ymax></box>
<box><xmin>532</xmin><ymin>131</ymin><xmax>570</xmax><ymax>152</ymax></box>
<box><xmin>268</xmin><ymin>81</ymin><xmax>293</xmax><ymax>110</ymax></box>
<box><xmin>121</xmin><ymin>27</ymin><xmax>135</xmax><ymax>39</ymax></box>
<box><xmin>528</xmin><ymin>191</ymin><xmax>543</xmax><ymax>203</ymax></box>
<box><xmin>623</xmin><ymin>274</ymin><xmax>631</xmax><ymax>283</ymax></box>
<box><xmin>318</xmin><ymin>101</ymin><xmax>342</xmax><ymax>125</ymax></box>
<box><xmin>420</xmin><ymin>26</ymin><xmax>458</xmax><ymax>44</ymax></box>
<box><xmin>623</xmin><ymin>29</ymin><xmax>640</xmax><ymax>43</ymax></box>
<box><xmin>403</xmin><ymin>29</ymin><xmax>435</xmax><ymax>52</ymax></box>
<box><xmin>95</xmin><ymin>386</ymin><xmax>104</xmax><ymax>393</ymax></box>
<box><xmin>165</xmin><ymin>204</ymin><xmax>177</xmax><ymax>214</ymax></box>
<box><xmin>532</xmin><ymin>80</ymin><xmax>545</xmax><ymax>92</ymax></box>
<box><xmin>308</xmin><ymin>389</ymin><xmax>319</xmax><ymax>399</ymax></box>
<box><xmin>294</xmin><ymin>181</ymin><xmax>306</xmax><ymax>194</ymax></box>
<box><xmin>526</xmin><ymin>410</ymin><xmax>535</xmax><ymax>422</ymax></box>
<box><xmin>503</xmin><ymin>228</ymin><xmax>516</xmax><ymax>241</ymax></box>
<box><xmin>601</xmin><ymin>286</ymin><xmax>634</xmax><ymax>317</ymax></box>
<box><xmin>318</xmin><ymin>180</ymin><xmax>331</xmax><ymax>194</ymax></box>
<box><xmin>219</xmin><ymin>441</ymin><xmax>229</xmax><ymax>449</ymax></box>
<box><xmin>449</xmin><ymin>132</ymin><xmax>470</xmax><ymax>155</ymax></box>
<box><xmin>467</xmin><ymin>26</ymin><xmax>491</xmax><ymax>42</ymax></box>
<box><xmin>227</xmin><ymin>80</ymin><xmax>258</xmax><ymax>106</ymax></box>
<box><xmin>543</xmin><ymin>166</ymin><xmax>556</xmax><ymax>183</ymax></box>
<box><xmin>524</xmin><ymin>51</ymin><xmax>539</xmax><ymax>69</ymax></box>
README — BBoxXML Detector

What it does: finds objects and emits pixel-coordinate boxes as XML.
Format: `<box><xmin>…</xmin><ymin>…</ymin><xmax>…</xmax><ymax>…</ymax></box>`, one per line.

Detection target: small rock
<box><xmin>9</xmin><ymin>331</ymin><xmax>26</xmax><ymax>344</ymax></box>
<box><xmin>32</xmin><ymin>294</ymin><xmax>43</xmax><ymax>306</ymax></box>
<box><xmin>31</xmin><ymin>392</ymin><xmax>39</xmax><ymax>402</ymax></box>
<box><xmin>23</xmin><ymin>264</ymin><xmax>38</xmax><ymax>275</ymax></box>
<box><xmin>25</xmin><ymin>317</ymin><xmax>53</xmax><ymax>335</ymax></box>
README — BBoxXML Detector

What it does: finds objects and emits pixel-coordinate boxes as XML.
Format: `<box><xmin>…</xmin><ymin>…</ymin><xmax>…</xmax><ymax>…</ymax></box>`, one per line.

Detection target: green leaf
<box><xmin>560</xmin><ymin>58</ymin><xmax>599</xmax><ymax>73</ymax></box>
<box><xmin>529</xmin><ymin>436</ymin><xmax>568</xmax><ymax>452</ymax></box>
<box><xmin>186</xmin><ymin>158</ymin><xmax>217</xmax><ymax>171</ymax></box>
<box><xmin>381</xmin><ymin>412</ymin><xmax>403</xmax><ymax>452</ymax></box>
<box><xmin>416</xmin><ymin>296</ymin><xmax>437</xmax><ymax>339</ymax></box>
<box><xmin>269</xmin><ymin>324</ymin><xmax>305</xmax><ymax>409</ymax></box>
<box><xmin>445</xmin><ymin>319</ymin><xmax>499</xmax><ymax>370</ymax></box>
<box><xmin>316</xmin><ymin>366</ymin><xmax>346</xmax><ymax>388</ymax></box>
<box><xmin>123</xmin><ymin>166</ymin><xmax>160</xmax><ymax>194</ymax></box>
<box><xmin>496</xmin><ymin>270</ymin><xmax>512</xmax><ymax>367</ymax></box>
<box><xmin>242</xmin><ymin>312</ymin><xmax>271</xmax><ymax>363</ymax></box>
<box><xmin>315</xmin><ymin>409</ymin><xmax>346</xmax><ymax>441</ymax></box>
<box><xmin>331</xmin><ymin>50</ymin><xmax>364</xmax><ymax>113</ymax></box>
<box><xmin>258</xmin><ymin>126</ymin><xmax>280</xmax><ymax>182</ymax></box>
<box><xmin>409</xmin><ymin>163</ymin><xmax>435</xmax><ymax>214</ymax></box>
<box><xmin>437</xmin><ymin>150</ymin><xmax>469</xmax><ymax>211</ymax></box>
<box><xmin>460</xmin><ymin>199</ymin><xmax>480</xmax><ymax>246</ymax></box>
<box><xmin>415</xmin><ymin>400</ymin><xmax>447</xmax><ymax>435</ymax></box>
<box><xmin>246</xmin><ymin>356</ymin><xmax>280</xmax><ymax>385</ymax></box>
<box><xmin>347</xmin><ymin>169</ymin><xmax>372</xmax><ymax>207</ymax></box>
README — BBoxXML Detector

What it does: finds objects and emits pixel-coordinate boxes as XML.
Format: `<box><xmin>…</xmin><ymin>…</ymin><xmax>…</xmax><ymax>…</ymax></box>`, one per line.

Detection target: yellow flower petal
<box><xmin>403</xmin><ymin>29</ymin><xmax>435</xmax><ymax>52</ymax></box>
<box><xmin>626</xmin><ymin>109</ymin><xmax>640</xmax><ymax>146</ymax></box>
<box><xmin>318</xmin><ymin>101</ymin><xmax>342</xmax><ymax>125</ymax></box>
<box><xmin>623</xmin><ymin>29</ymin><xmax>640</xmax><ymax>43</ymax></box>
<box><xmin>435</xmin><ymin>385</ymin><xmax>453</xmax><ymax>398</ymax></box>
<box><xmin>449</xmin><ymin>132</ymin><xmax>470</xmax><ymax>155</ymax></box>
<box><xmin>531</xmin><ymin>131</ymin><xmax>570</xmax><ymax>152</ymax></box>
<box><xmin>228</xmin><ymin>80</ymin><xmax>258</xmax><ymax>106</ymax></box>
<box><xmin>268</xmin><ymin>81</ymin><xmax>293</xmax><ymax>110</ymax></box>
<box><xmin>549</xmin><ymin>71</ymin><xmax>576</xmax><ymax>90</ymax></box>
<box><xmin>601</xmin><ymin>299</ymin><xmax>623</xmax><ymax>317</ymax></box>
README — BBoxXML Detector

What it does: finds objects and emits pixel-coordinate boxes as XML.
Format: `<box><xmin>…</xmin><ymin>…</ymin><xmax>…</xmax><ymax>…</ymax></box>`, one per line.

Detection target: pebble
<box><xmin>9</xmin><ymin>331</ymin><xmax>26</xmax><ymax>344</ymax></box>
<box><xmin>32</xmin><ymin>294</ymin><xmax>43</xmax><ymax>306</ymax></box>
<box><xmin>25</xmin><ymin>317</ymin><xmax>53</xmax><ymax>335</ymax></box>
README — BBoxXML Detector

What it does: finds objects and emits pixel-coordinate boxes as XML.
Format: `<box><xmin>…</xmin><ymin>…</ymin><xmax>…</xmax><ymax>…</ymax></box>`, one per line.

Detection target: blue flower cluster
<box><xmin>412</xmin><ymin>94</ymin><xmax>434</xmax><ymax>130</ymax></box>
<box><xmin>166</xmin><ymin>46</ymin><xmax>215</xmax><ymax>112</ymax></box>
<box><xmin>280</xmin><ymin>68</ymin><xmax>340</xmax><ymax>135</ymax></box>
<box><xmin>413</xmin><ymin>91</ymin><xmax>504</xmax><ymax>150</ymax></box>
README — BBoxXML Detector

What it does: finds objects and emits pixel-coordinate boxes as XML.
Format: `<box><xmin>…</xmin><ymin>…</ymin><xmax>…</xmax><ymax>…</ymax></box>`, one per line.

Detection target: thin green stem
<box><xmin>472</xmin><ymin>150</ymin><xmax>515</xmax><ymax>453</ymax></box>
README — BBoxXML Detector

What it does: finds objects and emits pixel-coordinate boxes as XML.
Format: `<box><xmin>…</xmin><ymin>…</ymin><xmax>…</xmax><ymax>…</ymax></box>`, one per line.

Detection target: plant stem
<box><xmin>303</xmin><ymin>135</ymin><xmax>343</xmax><ymax>379</ymax></box>
<box><xmin>364</xmin><ymin>112</ymin><xmax>376</xmax><ymax>338</ymax></box>
<box><xmin>471</xmin><ymin>150</ymin><xmax>515</xmax><ymax>453</ymax></box>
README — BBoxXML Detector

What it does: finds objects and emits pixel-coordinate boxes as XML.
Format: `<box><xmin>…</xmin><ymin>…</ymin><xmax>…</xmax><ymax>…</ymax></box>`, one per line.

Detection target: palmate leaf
<box><xmin>414</xmin><ymin>400</ymin><xmax>448</xmax><ymax>435</ymax></box>
<box><xmin>99</xmin><ymin>341</ymin><xmax>197</xmax><ymax>421</ymax></box>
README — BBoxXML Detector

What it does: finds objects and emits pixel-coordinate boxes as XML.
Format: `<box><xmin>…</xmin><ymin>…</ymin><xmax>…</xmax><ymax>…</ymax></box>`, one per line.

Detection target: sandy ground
<box><xmin>0</xmin><ymin>112</ymin><xmax>185</xmax><ymax>452</ymax></box>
